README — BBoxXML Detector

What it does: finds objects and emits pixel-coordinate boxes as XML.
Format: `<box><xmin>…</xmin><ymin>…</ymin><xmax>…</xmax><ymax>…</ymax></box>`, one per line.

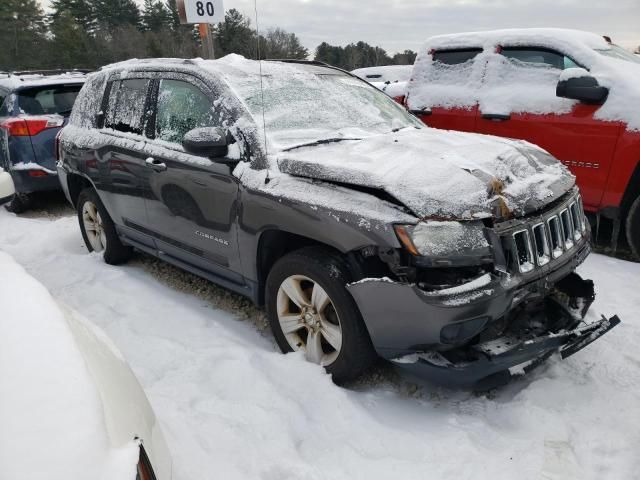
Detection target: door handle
<box><xmin>409</xmin><ymin>108</ymin><xmax>432</xmax><ymax>116</ymax></box>
<box><xmin>145</xmin><ymin>157</ymin><xmax>167</xmax><ymax>172</ymax></box>
<box><xmin>481</xmin><ymin>113</ymin><xmax>511</xmax><ymax>122</ymax></box>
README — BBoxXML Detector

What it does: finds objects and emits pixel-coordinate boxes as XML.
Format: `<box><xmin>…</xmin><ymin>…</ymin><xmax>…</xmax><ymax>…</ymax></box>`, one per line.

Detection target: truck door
<box><xmin>405</xmin><ymin>48</ymin><xmax>484</xmax><ymax>133</ymax></box>
<box><xmin>475</xmin><ymin>47</ymin><xmax>621</xmax><ymax>211</ymax></box>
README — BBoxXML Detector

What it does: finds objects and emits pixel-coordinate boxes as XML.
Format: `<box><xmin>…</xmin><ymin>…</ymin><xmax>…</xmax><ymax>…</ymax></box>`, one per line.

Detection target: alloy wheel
<box><xmin>276</xmin><ymin>274</ymin><xmax>343</xmax><ymax>366</ymax></box>
<box><xmin>82</xmin><ymin>201</ymin><xmax>106</xmax><ymax>252</ymax></box>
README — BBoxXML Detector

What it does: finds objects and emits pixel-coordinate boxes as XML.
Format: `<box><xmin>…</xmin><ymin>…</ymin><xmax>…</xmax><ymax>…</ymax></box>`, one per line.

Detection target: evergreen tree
<box><xmin>213</xmin><ymin>9</ymin><xmax>256</xmax><ymax>58</ymax></box>
<box><xmin>0</xmin><ymin>0</ymin><xmax>49</xmax><ymax>70</ymax></box>
<box><xmin>142</xmin><ymin>0</ymin><xmax>171</xmax><ymax>33</ymax></box>
<box><xmin>49</xmin><ymin>10</ymin><xmax>94</xmax><ymax>68</ymax></box>
<box><xmin>93</xmin><ymin>0</ymin><xmax>141</xmax><ymax>32</ymax></box>
<box><xmin>50</xmin><ymin>0</ymin><xmax>97</xmax><ymax>34</ymax></box>
<box><xmin>259</xmin><ymin>28</ymin><xmax>308</xmax><ymax>60</ymax></box>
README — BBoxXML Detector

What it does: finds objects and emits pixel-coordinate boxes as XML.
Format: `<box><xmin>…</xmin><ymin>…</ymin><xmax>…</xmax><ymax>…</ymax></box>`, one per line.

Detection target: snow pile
<box><xmin>1</xmin><ymin>208</ymin><xmax>639</xmax><ymax>480</ymax></box>
<box><xmin>276</xmin><ymin>127</ymin><xmax>572</xmax><ymax>219</ymax></box>
<box><xmin>407</xmin><ymin>28</ymin><xmax>640</xmax><ymax>130</ymax></box>
<box><xmin>0</xmin><ymin>251</ymin><xmax>139</xmax><ymax>480</ymax></box>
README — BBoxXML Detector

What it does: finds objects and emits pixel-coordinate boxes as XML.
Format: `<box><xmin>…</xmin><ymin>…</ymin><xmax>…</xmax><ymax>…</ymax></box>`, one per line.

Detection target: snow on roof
<box><xmin>0</xmin><ymin>252</ymin><xmax>139</xmax><ymax>480</ymax></box>
<box><xmin>426</xmin><ymin>28</ymin><xmax>610</xmax><ymax>51</ymax></box>
<box><xmin>0</xmin><ymin>72</ymin><xmax>87</xmax><ymax>91</ymax></box>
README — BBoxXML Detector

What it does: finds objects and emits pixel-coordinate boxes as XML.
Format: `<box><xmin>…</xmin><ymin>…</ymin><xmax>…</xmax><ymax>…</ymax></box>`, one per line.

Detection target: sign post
<box><xmin>177</xmin><ymin>0</ymin><xmax>225</xmax><ymax>60</ymax></box>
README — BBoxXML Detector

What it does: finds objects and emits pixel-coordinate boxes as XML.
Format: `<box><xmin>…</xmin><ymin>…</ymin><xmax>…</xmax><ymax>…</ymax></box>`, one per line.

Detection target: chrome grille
<box><xmin>506</xmin><ymin>192</ymin><xmax>587</xmax><ymax>274</ymax></box>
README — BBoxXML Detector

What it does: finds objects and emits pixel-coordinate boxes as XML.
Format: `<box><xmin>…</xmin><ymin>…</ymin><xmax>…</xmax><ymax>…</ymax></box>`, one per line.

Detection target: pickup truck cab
<box><xmin>405</xmin><ymin>29</ymin><xmax>640</xmax><ymax>256</ymax></box>
<box><xmin>58</xmin><ymin>56</ymin><xmax>619</xmax><ymax>388</ymax></box>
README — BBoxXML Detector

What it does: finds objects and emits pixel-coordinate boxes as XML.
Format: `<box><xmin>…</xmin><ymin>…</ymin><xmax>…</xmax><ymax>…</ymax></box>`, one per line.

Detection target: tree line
<box><xmin>0</xmin><ymin>0</ymin><xmax>416</xmax><ymax>72</ymax></box>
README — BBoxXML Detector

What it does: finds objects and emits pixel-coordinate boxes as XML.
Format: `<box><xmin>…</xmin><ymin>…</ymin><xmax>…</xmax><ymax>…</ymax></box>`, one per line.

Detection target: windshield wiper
<box><xmin>283</xmin><ymin>137</ymin><xmax>362</xmax><ymax>152</ymax></box>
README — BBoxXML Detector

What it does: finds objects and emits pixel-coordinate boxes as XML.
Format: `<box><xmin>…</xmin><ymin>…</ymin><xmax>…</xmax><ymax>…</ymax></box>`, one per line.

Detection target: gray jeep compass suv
<box><xmin>57</xmin><ymin>56</ymin><xmax>619</xmax><ymax>387</ymax></box>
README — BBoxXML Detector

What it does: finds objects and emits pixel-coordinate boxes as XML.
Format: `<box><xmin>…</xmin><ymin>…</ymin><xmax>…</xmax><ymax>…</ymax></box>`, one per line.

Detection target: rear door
<box><xmin>141</xmin><ymin>74</ymin><xmax>243</xmax><ymax>283</ymax></box>
<box><xmin>476</xmin><ymin>47</ymin><xmax>621</xmax><ymax>210</ymax></box>
<box><xmin>89</xmin><ymin>77</ymin><xmax>156</xmax><ymax>249</ymax></box>
<box><xmin>406</xmin><ymin>48</ymin><xmax>483</xmax><ymax>132</ymax></box>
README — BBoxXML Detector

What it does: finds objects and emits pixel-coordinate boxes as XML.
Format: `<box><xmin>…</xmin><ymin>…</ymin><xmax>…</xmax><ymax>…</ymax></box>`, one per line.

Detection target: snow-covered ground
<box><xmin>1</xmin><ymin>208</ymin><xmax>639</xmax><ymax>480</ymax></box>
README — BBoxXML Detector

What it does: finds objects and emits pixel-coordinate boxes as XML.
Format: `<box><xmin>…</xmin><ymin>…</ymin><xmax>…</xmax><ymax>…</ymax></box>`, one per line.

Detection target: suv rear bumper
<box><xmin>10</xmin><ymin>169</ymin><xmax>60</xmax><ymax>194</ymax></box>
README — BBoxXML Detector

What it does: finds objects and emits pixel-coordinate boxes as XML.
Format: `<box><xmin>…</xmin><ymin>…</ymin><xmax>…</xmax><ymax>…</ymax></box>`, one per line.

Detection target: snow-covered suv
<box><xmin>404</xmin><ymin>28</ymin><xmax>640</xmax><ymax>256</ymax></box>
<box><xmin>57</xmin><ymin>56</ymin><xmax>619</xmax><ymax>387</ymax></box>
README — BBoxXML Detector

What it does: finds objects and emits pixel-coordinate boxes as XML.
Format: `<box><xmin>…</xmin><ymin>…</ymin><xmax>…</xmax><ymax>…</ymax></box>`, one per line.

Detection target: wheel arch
<box><xmin>255</xmin><ymin>229</ymin><xmax>364</xmax><ymax>306</ymax></box>
<box><xmin>66</xmin><ymin>172</ymin><xmax>95</xmax><ymax>208</ymax></box>
<box><xmin>620</xmin><ymin>159</ymin><xmax>640</xmax><ymax>217</ymax></box>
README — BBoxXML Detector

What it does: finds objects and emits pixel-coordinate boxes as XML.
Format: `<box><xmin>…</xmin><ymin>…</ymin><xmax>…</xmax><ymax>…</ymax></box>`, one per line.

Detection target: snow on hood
<box><xmin>276</xmin><ymin>128</ymin><xmax>574</xmax><ymax>220</ymax></box>
<box><xmin>0</xmin><ymin>252</ymin><xmax>139</xmax><ymax>480</ymax></box>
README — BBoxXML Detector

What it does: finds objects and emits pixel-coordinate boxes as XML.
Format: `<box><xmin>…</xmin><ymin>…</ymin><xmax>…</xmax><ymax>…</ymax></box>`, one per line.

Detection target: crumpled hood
<box><xmin>277</xmin><ymin>128</ymin><xmax>575</xmax><ymax>220</ymax></box>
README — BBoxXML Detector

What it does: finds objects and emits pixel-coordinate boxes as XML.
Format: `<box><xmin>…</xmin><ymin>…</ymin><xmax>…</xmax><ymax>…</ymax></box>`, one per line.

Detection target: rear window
<box><xmin>104</xmin><ymin>79</ymin><xmax>151</xmax><ymax>135</ymax></box>
<box><xmin>16</xmin><ymin>85</ymin><xmax>82</xmax><ymax>116</ymax></box>
<box><xmin>432</xmin><ymin>49</ymin><xmax>482</xmax><ymax>65</ymax></box>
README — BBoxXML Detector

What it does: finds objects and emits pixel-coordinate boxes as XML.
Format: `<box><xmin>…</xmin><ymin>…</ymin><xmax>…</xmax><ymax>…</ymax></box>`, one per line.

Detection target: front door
<box><xmin>142</xmin><ymin>76</ymin><xmax>243</xmax><ymax>283</ymax></box>
<box><xmin>475</xmin><ymin>47</ymin><xmax>621</xmax><ymax>211</ymax></box>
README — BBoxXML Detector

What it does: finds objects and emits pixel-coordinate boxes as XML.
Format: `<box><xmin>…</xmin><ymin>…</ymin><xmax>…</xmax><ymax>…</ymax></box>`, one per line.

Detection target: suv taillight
<box><xmin>0</xmin><ymin>117</ymin><xmax>64</xmax><ymax>137</ymax></box>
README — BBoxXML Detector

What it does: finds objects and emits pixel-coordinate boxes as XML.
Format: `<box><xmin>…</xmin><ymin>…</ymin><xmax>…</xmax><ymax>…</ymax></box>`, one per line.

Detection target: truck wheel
<box><xmin>266</xmin><ymin>247</ymin><xmax>376</xmax><ymax>383</ymax></box>
<box><xmin>4</xmin><ymin>193</ymin><xmax>31</xmax><ymax>213</ymax></box>
<box><xmin>77</xmin><ymin>188</ymin><xmax>132</xmax><ymax>265</ymax></box>
<box><xmin>626</xmin><ymin>195</ymin><xmax>640</xmax><ymax>258</ymax></box>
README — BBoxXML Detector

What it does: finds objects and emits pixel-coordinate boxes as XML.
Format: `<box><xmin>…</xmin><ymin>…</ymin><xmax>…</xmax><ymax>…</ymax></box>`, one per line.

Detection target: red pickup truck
<box><xmin>403</xmin><ymin>28</ymin><xmax>640</xmax><ymax>256</ymax></box>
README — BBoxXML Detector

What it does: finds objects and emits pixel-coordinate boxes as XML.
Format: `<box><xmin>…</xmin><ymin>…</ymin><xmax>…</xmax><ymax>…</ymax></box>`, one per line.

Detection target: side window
<box><xmin>155</xmin><ymin>79</ymin><xmax>215</xmax><ymax>144</ymax></box>
<box><xmin>407</xmin><ymin>48</ymin><xmax>485</xmax><ymax>110</ymax></box>
<box><xmin>500</xmin><ymin>47</ymin><xmax>579</xmax><ymax>70</ymax></box>
<box><xmin>433</xmin><ymin>48</ymin><xmax>482</xmax><ymax>65</ymax></box>
<box><xmin>104</xmin><ymin>78</ymin><xmax>151</xmax><ymax>135</ymax></box>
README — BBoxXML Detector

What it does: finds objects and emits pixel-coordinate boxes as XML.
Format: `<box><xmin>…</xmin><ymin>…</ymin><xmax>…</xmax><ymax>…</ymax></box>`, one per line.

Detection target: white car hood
<box><xmin>277</xmin><ymin>128</ymin><xmax>575</xmax><ymax>220</ymax></box>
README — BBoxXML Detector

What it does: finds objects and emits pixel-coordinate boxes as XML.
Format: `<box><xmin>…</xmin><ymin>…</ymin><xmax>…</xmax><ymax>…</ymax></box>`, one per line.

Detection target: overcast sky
<box><xmin>229</xmin><ymin>0</ymin><xmax>639</xmax><ymax>54</ymax></box>
<box><xmin>40</xmin><ymin>0</ymin><xmax>639</xmax><ymax>54</ymax></box>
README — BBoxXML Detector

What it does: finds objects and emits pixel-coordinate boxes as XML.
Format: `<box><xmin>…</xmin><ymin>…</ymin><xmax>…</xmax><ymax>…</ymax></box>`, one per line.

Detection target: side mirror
<box><xmin>183</xmin><ymin>127</ymin><xmax>230</xmax><ymax>159</ymax></box>
<box><xmin>556</xmin><ymin>70</ymin><xmax>609</xmax><ymax>105</ymax></box>
<box><xmin>0</xmin><ymin>169</ymin><xmax>15</xmax><ymax>206</ymax></box>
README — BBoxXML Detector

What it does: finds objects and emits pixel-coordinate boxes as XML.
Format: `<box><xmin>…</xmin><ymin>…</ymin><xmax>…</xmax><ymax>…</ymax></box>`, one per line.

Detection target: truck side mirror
<box><xmin>556</xmin><ymin>70</ymin><xmax>609</xmax><ymax>105</ymax></box>
<box><xmin>0</xmin><ymin>169</ymin><xmax>15</xmax><ymax>206</ymax></box>
<box><xmin>183</xmin><ymin>127</ymin><xmax>230</xmax><ymax>159</ymax></box>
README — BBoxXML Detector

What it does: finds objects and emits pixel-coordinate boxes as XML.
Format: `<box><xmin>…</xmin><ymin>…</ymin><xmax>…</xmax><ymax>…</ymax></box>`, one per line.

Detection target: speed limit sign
<box><xmin>178</xmin><ymin>0</ymin><xmax>224</xmax><ymax>24</ymax></box>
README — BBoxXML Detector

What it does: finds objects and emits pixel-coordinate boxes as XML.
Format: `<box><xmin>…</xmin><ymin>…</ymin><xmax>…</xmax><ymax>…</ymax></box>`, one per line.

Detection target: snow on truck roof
<box><xmin>425</xmin><ymin>28</ymin><xmax>611</xmax><ymax>51</ymax></box>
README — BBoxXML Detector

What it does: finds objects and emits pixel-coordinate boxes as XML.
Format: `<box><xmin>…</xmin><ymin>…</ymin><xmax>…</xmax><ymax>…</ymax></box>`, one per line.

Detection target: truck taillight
<box><xmin>0</xmin><ymin>117</ymin><xmax>64</xmax><ymax>137</ymax></box>
<box><xmin>55</xmin><ymin>130</ymin><xmax>63</xmax><ymax>162</ymax></box>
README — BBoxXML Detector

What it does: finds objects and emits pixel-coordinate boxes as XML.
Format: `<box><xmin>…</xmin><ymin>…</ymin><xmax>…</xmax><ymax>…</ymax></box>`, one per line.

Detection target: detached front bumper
<box><xmin>393</xmin><ymin>315</ymin><xmax>620</xmax><ymax>389</ymax></box>
<box><xmin>347</xmin><ymin>246</ymin><xmax>620</xmax><ymax>388</ymax></box>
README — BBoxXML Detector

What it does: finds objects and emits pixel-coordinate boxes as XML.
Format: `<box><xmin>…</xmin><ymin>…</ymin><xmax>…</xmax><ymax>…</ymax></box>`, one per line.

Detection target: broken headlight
<box><xmin>394</xmin><ymin>220</ymin><xmax>490</xmax><ymax>258</ymax></box>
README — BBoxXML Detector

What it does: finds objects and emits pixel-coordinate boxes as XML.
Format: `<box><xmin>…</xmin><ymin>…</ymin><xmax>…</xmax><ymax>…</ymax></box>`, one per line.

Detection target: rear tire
<box><xmin>77</xmin><ymin>188</ymin><xmax>132</xmax><ymax>265</ymax></box>
<box><xmin>4</xmin><ymin>193</ymin><xmax>31</xmax><ymax>213</ymax></box>
<box><xmin>626</xmin><ymin>195</ymin><xmax>640</xmax><ymax>258</ymax></box>
<box><xmin>265</xmin><ymin>247</ymin><xmax>376</xmax><ymax>383</ymax></box>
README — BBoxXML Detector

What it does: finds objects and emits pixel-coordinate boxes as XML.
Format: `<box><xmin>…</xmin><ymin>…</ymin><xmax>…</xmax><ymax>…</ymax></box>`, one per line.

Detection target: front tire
<box><xmin>77</xmin><ymin>188</ymin><xmax>132</xmax><ymax>265</ymax></box>
<box><xmin>626</xmin><ymin>195</ymin><xmax>640</xmax><ymax>258</ymax></box>
<box><xmin>266</xmin><ymin>247</ymin><xmax>376</xmax><ymax>383</ymax></box>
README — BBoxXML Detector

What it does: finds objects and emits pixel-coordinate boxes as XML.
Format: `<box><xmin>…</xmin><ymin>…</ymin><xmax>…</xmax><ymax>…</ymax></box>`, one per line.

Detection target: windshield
<box><xmin>239</xmin><ymin>72</ymin><xmax>422</xmax><ymax>150</ymax></box>
<box><xmin>17</xmin><ymin>84</ymin><xmax>82</xmax><ymax>116</ymax></box>
<box><xmin>595</xmin><ymin>45</ymin><xmax>640</xmax><ymax>64</ymax></box>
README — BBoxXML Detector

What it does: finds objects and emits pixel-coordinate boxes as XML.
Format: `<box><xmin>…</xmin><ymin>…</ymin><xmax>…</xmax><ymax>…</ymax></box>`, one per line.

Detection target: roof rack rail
<box><xmin>6</xmin><ymin>69</ymin><xmax>92</xmax><ymax>77</ymax></box>
<box><xmin>265</xmin><ymin>59</ymin><xmax>329</xmax><ymax>67</ymax></box>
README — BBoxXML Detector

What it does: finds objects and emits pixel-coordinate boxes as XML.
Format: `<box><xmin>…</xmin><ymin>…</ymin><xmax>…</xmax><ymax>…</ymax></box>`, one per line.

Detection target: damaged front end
<box><xmin>346</xmin><ymin>188</ymin><xmax>621</xmax><ymax>389</ymax></box>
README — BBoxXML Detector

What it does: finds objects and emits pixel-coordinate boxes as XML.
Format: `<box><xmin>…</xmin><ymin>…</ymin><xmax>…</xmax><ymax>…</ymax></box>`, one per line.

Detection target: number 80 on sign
<box><xmin>179</xmin><ymin>0</ymin><xmax>224</xmax><ymax>24</ymax></box>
